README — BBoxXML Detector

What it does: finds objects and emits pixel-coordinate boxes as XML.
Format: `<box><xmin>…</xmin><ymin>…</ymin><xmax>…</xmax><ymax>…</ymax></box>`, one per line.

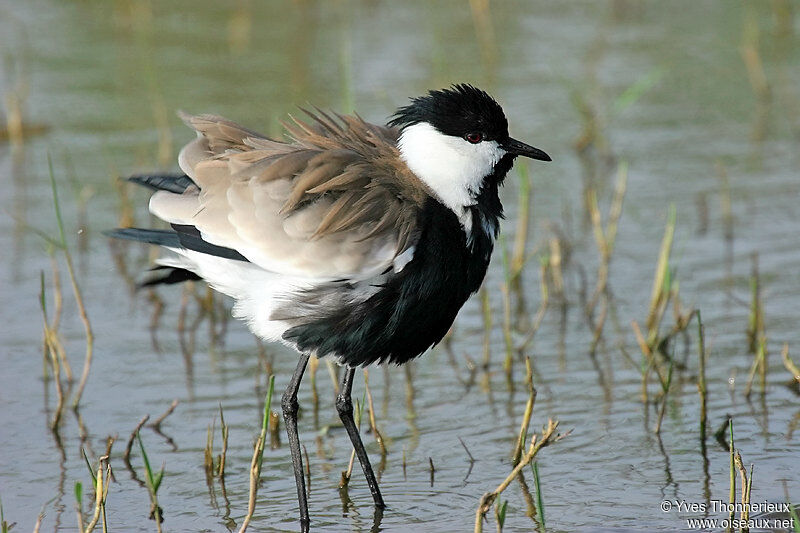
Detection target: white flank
<box><xmin>158</xmin><ymin>251</ymin><xmax>311</xmax><ymax>344</ymax></box>
<box><xmin>397</xmin><ymin>122</ymin><xmax>505</xmax><ymax>224</ymax></box>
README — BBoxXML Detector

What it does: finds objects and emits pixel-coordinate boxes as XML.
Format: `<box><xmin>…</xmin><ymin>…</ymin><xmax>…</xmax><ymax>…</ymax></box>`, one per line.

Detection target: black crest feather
<box><xmin>388</xmin><ymin>84</ymin><xmax>509</xmax><ymax>141</ymax></box>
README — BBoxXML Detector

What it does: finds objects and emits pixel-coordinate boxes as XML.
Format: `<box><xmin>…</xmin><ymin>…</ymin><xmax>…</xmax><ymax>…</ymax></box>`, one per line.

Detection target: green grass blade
<box><xmin>262</xmin><ymin>374</ymin><xmax>275</xmax><ymax>433</ymax></box>
<box><xmin>82</xmin><ymin>448</ymin><xmax>97</xmax><ymax>484</ymax></box>
<box><xmin>612</xmin><ymin>66</ymin><xmax>666</xmax><ymax>115</ymax></box>
<box><xmin>532</xmin><ymin>461</ymin><xmax>546</xmax><ymax>528</ymax></box>
<box><xmin>47</xmin><ymin>153</ymin><xmax>67</xmax><ymax>249</ymax></box>
<box><xmin>153</xmin><ymin>463</ymin><xmax>165</xmax><ymax>492</ymax></box>
<box><xmin>136</xmin><ymin>432</ymin><xmax>155</xmax><ymax>489</ymax></box>
<box><xmin>497</xmin><ymin>499</ymin><xmax>508</xmax><ymax>528</ymax></box>
<box><xmin>75</xmin><ymin>480</ymin><xmax>82</xmax><ymax>504</ymax></box>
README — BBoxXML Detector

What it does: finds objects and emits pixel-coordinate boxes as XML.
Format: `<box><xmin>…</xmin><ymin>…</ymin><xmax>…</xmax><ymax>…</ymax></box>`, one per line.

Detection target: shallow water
<box><xmin>1</xmin><ymin>1</ymin><xmax>798</xmax><ymax>532</ymax></box>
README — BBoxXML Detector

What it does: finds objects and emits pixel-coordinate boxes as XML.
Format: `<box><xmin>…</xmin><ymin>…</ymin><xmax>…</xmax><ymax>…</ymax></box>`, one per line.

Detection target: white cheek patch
<box><xmin>398</xmin><ymin>122</ymin><xmax>505</xmax><ymax>219</ymax></box>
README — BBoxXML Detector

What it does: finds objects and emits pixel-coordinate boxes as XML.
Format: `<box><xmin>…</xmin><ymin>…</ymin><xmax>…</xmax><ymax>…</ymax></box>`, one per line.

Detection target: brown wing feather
<box><xmin>151</xmin><ymin>110</ymin><xmax>429</xmax><ymax>279</ymax></box>
<box><xmin>280</xmin><ymin>110</ymin><xmax>428</xmax><ymax>243</ymax></box>
<box><xmin>179</xmin><ymin>112</ymin><xmax>269</xmax><ymax>152</ymax></box>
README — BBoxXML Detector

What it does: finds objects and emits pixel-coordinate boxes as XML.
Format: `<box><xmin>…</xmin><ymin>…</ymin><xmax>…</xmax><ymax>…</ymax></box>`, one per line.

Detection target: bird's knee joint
<box><xmin>281</xmin><ymin>392</ymin><xmax>298</xmax><ymax>417</ymax></box>
<box><xmin>335</xmin><ymin>394</ymin><xmax>352</xmax><ymax>416</ymax></box>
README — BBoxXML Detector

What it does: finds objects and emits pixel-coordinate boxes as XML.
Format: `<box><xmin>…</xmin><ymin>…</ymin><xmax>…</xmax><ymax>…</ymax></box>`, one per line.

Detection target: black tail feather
<box><xmin>127</xmin><ymin>173</ymin><xmax>197</xmax><ymax>193</ymax></box>
<box><xmin>104</xmin><ymin>228</ymin><xmax>181</xmax><ymax>247</ymax></box>
<box><xmin>139</xmin><ymin>266</ymin><xmax>202</xmax><ymax>288</ymax></box>
<box><xmin>105</xmin><ymin>227</ymin><xmax>249</xmax><ymax>262</ymax></box>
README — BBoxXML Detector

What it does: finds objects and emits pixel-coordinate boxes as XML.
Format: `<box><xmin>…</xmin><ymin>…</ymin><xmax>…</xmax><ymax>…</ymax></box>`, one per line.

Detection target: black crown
<box><xmin>389</xmin><ymin>84</ymin><xmax>509</xmax><ymax>142</ymax></box>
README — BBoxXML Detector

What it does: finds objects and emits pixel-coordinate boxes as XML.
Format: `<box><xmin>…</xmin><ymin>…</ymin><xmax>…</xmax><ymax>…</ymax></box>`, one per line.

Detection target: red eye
<box><xmin>465</xmin><ymin>132</ymin><xmax>483</xmax><ymax>144</ymax></box>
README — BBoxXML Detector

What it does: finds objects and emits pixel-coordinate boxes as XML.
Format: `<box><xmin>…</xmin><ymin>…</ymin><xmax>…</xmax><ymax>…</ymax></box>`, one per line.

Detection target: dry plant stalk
<box><xmin>268</xmin><ymin>410</ymin><xmax>281</xmax><ymax>450</ymax></box>
<box><xmin>715</xmin><ymin>163</ymin><xmax>734</xmax><ymax>243</ymax></box>
<box><xmin>747</xmin><ymin>253</ymin><xmax>765</xmax><ymax>353</ymax></box>
<box><xmin>47</xmin><ymin>337</ymin><xmax>65</xmax><ymax>428</ymax></box>
<box><xmin>149</xmin><ymin>399</ymin><xmax>178</xmax><ymax>431</ymax></box>
<box><xmin>113</xmin><ymin>172</ymin><xmax>135</xmax><ymax>228</ymax></box>
<box><xmin>632</xmin><ymin>206</ymin><xmax>697</xmax><ymax>407</ymax></box>
<box><xmin>339</xmin><ymin>450</ymin><xmax>356</xmax><ymax>489</ymax></box>
<box><xmin>468</xmin><ymin>0</ymin><xmax>497</xmax><ymax>75</ymax></box>
<box><xmin>733</xmin><ymin>451</ymin><xmax>754</xmax><ymax>525</ymax></box>
<box><xmin>5</xmin><ymin>87</ymin><xmax>26</xmax><ymax>145</ymax></box>
<box><xmin>744</xmin><ymin>336</ymin><xmax>767</xmax><ymax>398</ymax></box>
<box><xmin>584</xmin><ymin>164</ymin><xmax>627</xmax><ymax>352</ymax></box>
<box><xmin>653</xmin><ymin>362</ymin><xmax>674</xmax><ymax>435</ymax></box>
<box><xmin>102</xmin><ymin>437</ymin><xmax>116</xmax><ymax>483</ymax></box>
<box><xmin>47</xmin><ymin>157</ymin><xmax>95</xmax><ymax>410</ymax></box>
<box><xmin>204</xmin><ymin>418</ymin><xmax>216</xmax><ymax>479</ymax></box>
<box><xmin>696</xmin><ymin>311</ymin><xmax>708</xmax><ymax>441</ymax></box>
<box><xmin>48</xmin><ymin>254</ymin><xmax>64</xmax><ymax>328</ymax></box>
<box><xmin>475</xmin><ymin>419</ymin><xmax>564</xmax><ymax>533</ymax></box>
<box><xmin>586</xmin><ymin>162</ymin><xmax>628</xmax><ymax>315</ymax></box>
<box><xmin>363</xmin><ymin>370</ymin><xmax>387</xmax><ymax>459</ymax></box>
<box><xmin>227</xmin><ymin>3</ymin><xmax>253</xmax><ymax>54</ymax></box>
<box><xmin>302</xmin><ymin>444</ymin><xmax>311</xmax><ymax>498</ymax></box>
<box><xmin>741</xmin><ymin>41</ymin><xmax>769</xmax><ymax>102</ymax></box>
<box><xmin>631</xmin><ymin>320</ymin><xmax>668</xmax><ymax>404</ymax></box>
<box><xmin>123</xmin><ymin>415</ymin><xmax>150</xmax><ymax>471</ymax></box>
<box><xmin>530</xmin><ymin>261</ymin><xmax>550</xmax><ymax>338</ymax></box>
<box><xmin>83</xmin><ymin>456</ymin><xmax>111</xmax><ymax>533</ymax></box>
<box><xmin>61</xmin><ymin>259</ymin><xmax>93</xmax><ymax>406</ymax></box>
<box><xmin>645</xmin><ymin>205</ymin><xmax>676</xmax><ymax>348</ymax></box>
<box><xmin>517</xmin><ymin>259</ymin><xmax>550</xmax><ymax>352</ymax></box>
<box><xmin>309</xmin><ymin>355</ymin><xmax>320</xmax><ymax>413</ymax></box>
<box><xmin>46</xmin><ymin>256</ymin><xmax>72</xmax><ymax>380</ymax></box>
<box><xmin>325</xmin><ymin>359</ymin><xmax>340</xmax><ymax>395</ymax></box>
<box><xmin>740</xmin><ymin>2</ymin><xmax>771</xmax><ymax>142</ymax></box>
<box><xmin>339</xmin><ymin>397</ymin><xmax>364</xmax><ymax>489</ymax></box>
<box><xmin>548</xmin><ymin>237</ymin><xmax>564</xmax><ymax>297</ymax></box>
<box><xmin>218</xmin><ymin>404</ymin><xmax>229</xmax><ymax>478</ymax></box>
<box><xmin>239</xmin><ymin>375</ymin><xmax>275</xmax><ymax>533</ymax></box>
<box><xmin>511</xmin><ymin>358</ymin><xmax>537</xmax><ymax>465</ymax></box>
<box><xmin>151</xmin><ymin>94</ymin><xmax>173</xmax><ymax>168</ymax></box>
<box><xmin>572</xmin><ymin>91</ymin><xmax>604</xmax><ymax>154</ymax></box>
<box><xmin>481</xmin><ymin>287</ymin><xmax>492</xmax><ymax>368</ymax></box>
<box><xmin>631</xmin><ymin>320</ymin><xmax>651</xmax><ymax>359</ymax></box>
<box><xmin>40</xmin><ymin>273</ymin><xmax>67</xmax><ymax>428</ymax></box>
<box><xmin>500</xmin><ymin>283</ymin><xmax>514</xmax><ymax>376</ymax></box>
<box><xmin>781</xmin><ymin>343</ymin><xmax>800</xmax><ymax>384</ymax></box>
<box><xmin>728</xmin><ymin>420</ymin><xmax>736</xmax><ymax>526</ymax></box>
<box><xmin>509</xmin><ymin>162</ymin><xmax>532</xmax><ymax>283</ymax></box>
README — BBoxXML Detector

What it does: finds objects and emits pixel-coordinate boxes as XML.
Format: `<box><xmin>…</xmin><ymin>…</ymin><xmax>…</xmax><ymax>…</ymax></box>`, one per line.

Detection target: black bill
<box><xmin>503</xmin><ymin>137</ymin><xmax>551</xmax><ymax>161</ymax></box>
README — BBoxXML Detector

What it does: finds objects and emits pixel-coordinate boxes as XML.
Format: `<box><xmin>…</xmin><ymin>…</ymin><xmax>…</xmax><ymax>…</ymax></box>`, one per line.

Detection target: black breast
<box><xmin>281</xmin><ymin>196</ymin><xmax>497</xmax><ymax>366</ymax></box>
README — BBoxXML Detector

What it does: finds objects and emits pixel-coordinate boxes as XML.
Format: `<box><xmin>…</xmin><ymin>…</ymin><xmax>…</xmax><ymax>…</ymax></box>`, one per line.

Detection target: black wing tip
<box><xmin>126</xmin><ymin>173</ymin><xmax>197</xmax><ymax>194</ymax></box>
<box><xmin>138</xmin><ymin>266</ymin><xmax>202</xmax><ymax>289</ymax></box>
<box><xmin>103</xmin><ymin>228</ymin><xmax>137</xmax><ymax>240</ymax></box>
<box><xmin>105</xmin><ymin>226</ymin><xmax>250</xmax><ymax>262</ymax></box>
<box><xmin>105</xmin><ymin>228</ymin><xmax>181</xmax><ymax>247</ymax></box>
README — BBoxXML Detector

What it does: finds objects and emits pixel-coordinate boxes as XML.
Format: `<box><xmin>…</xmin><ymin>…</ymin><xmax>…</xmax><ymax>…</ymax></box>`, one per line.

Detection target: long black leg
<box><xmin>282</xmin><ymin>353</ymin><xmax>311</xmax><ymax>531</ymax></box>
<box><xmin>336</xmin><ymin>366</ymin><xmax>386</xmax><ymax>509</ymax></box>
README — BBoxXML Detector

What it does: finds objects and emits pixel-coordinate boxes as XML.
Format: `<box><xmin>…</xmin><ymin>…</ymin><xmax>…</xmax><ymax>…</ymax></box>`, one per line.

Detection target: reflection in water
<box><xmin>150</xmin><ymin>399</ymin><xmax>179</xmax><ymax>451</ymax></box>
<box><xmin>403</xmin><ymin>363</ymin><xmax>419</xmax><ymax>454</ymax></box>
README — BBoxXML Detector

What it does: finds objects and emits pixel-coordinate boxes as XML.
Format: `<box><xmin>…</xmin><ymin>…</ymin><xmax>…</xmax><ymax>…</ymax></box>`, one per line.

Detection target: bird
<box><xmin>106</xmin><ymin>83</ymin><xmax>550</xmax><ymax>530</ymax></box>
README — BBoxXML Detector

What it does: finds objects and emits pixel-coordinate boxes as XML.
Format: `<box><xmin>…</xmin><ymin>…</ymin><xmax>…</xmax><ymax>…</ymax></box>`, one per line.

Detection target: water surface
<box><xmin>1</xmin><ymin>1</ymin><xmax>798</xmax><ymax>531</ymax></box>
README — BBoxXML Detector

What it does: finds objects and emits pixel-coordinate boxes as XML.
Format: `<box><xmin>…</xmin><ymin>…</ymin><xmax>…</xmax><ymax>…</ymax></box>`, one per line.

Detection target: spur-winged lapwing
<box><xmin>107</xmin><ymin>84</ymin><xmax>550</xmax><ymax>530</ymax></box>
